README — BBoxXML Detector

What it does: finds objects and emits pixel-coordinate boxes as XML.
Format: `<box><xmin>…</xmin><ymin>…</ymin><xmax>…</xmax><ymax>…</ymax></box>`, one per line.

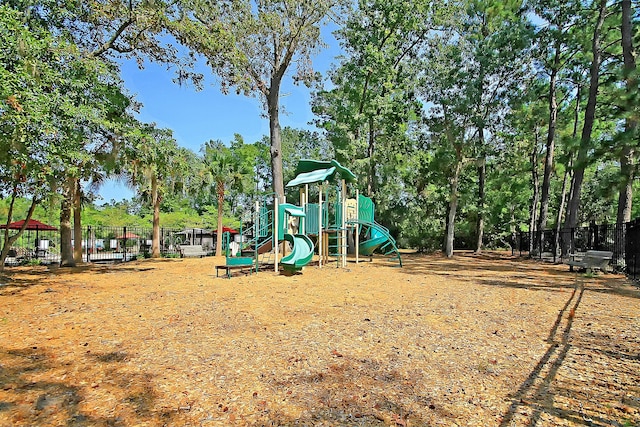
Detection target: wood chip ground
<box><xmin>0</xmin><ymin>251</ymin><xmax>638</xmax><ymax>426</ymax></box>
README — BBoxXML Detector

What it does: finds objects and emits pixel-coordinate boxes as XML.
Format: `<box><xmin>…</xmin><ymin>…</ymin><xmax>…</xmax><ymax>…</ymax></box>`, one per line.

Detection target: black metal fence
<box><xmin>7</xmin><ymin>219</ymin><xmax>640</xmax><ymax>279</ymax></box>
<box><xmin>2</xmin><ymin>226</ymin><xmax>221</xmax><ymax>266</ymax></box>
<box><xmin>515</xmin><ymin>220</ymin><xmax>640</xmax><ymax>279</ymax></box>
<box><xmin>625</xmin><ymin>218</ymin><xmax>640</xmax><ymax>279</ymax></box>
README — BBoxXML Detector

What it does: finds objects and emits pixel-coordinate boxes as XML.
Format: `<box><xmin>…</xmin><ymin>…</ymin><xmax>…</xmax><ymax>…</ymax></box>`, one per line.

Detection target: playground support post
<box><xmin>355</xmin><ymin>189</ymin><xmax>359</xmax><ymax>264</ymax></box>
<box><xmin>318</xmin><ymin>183</ymin><xmax>323</xmax><ymax>268</ymax></box>
<box><xmin>274</xmin><ymin>196</ymin><xmax>279</xmax><ymax>273</ymax></box>
<box><xmin>255</xmin><ymin>200</ymin><xmax>260</xmax><ymax>272</ymax></box>
<box><xmin>341</xmin><ymin>179</ymin><xmax>347</xmax><ymax>268</ymax></box>
<box><xmin>299</xmin><ymin>185</ymin><xmax>308</xmax><ymax>235</ymax></box>
<box><xmin>304</xmin><ymin>184</ymin><xmax>309</xmax><ymax>234</ymax></box>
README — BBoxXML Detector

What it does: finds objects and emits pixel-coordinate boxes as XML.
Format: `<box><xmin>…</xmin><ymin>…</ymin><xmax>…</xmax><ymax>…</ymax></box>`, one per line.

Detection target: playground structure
<box><xmin>220</xmin><ymin>159</ymin><xmax>402</xmax><ymax>276</ymax></box>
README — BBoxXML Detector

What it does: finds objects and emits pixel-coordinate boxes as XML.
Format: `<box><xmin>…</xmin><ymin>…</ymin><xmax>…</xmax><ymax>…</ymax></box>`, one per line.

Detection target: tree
<box><xmin>616</xmin><ymin>0</ymin><xmax>638</xmax><ymax>224</ymax></box>
<box><xmin>200</xmin><ymin>140</ymin><xmax>250</xmax><ymax>257</ymax></box>
<box><xmin>314</xmin><ymin>0</ymin><xmax>437</xmax><ymax>199</ymax></box>
<box><xmin>418</xmin><ymin>0</ymin><xmax>533</xmax><ymax>257</ymax></box>
<box><xmin>459</xmin><ymin>0</ymin><xmax>533</xmax><ymax>252</ymax></box>
<box><xmin>420</xmin><ymin>33</ymin><xmax>472</xmax><ymax>257</ymax></box>
<box><xmin>564</xmin><ymin>0</ymin><xmax>609</xmax><ymax>231</ymax></box>
<box><xmin>1</xmin><ymin>6</ymin><xmax>81</xmax><ymax>269</ymax></box>
<box><xmin>38</xmin><ymin>51</ymin><xmax>142</xmax><ymax>267</ymax></box>
<box><xmin>170</xmin><ymin>0</ymin><xmax>339</xmax><ymax>201</ymax></box>
<box><xmin>5</xmin><ymin>0</ymin><xmax>196</xmax><ymax>267</ymax></box>
<box><xmin>530</xmin><ymin>0</ymin><xmax>584</xmax><ymax>251</ymax></box>
<box><xmin>124</xmin><ymin>126</ymin><xmax>187</xmax><ymax>258</ymax></box>
<box><xmin>495</xmin><ymin>90</ymin><xmax>548</xmax><ymax>253</ymax></box>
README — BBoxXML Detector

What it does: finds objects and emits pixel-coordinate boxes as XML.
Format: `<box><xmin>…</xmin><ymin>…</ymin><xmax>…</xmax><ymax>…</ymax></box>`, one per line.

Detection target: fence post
<box><xmin>517</xmin><ymin>230</ymin><xmax>521</xmax><ymax>256</ymax></box>
<box><xmin>596</xmin><ymin>222</ymin><xmax>604</xmax><ymax>250</ymax></box>
<box><xmin>617</xmin><ymin>222</ymin><xmax>626</xmax><ymax>270</ymax></box>
<box><xmin>86</xmin><ymin>226</ymin><xmax>90</xmax><ymax>263</ymax></box>
<box><xmin>537</xmin><ymin>229</ymin><xmax>542</xmax><ymax>260</ymax></box>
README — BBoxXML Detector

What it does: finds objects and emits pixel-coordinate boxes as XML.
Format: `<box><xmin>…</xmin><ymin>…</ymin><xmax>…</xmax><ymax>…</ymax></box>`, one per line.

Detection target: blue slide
<box><xmin>281</xmin><ymin>233</ymin><xmax>314</xmax><ymax>272</ymax></box>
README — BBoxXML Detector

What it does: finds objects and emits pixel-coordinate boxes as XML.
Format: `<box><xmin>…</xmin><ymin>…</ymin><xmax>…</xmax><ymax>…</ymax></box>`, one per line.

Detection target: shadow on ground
<box><xmin>0</xmin><ymin>346</ymin><xmax>181</xmax><ymax>426</ymax></box>
<box><xmin>395</xmin><ymin>251</ymin><xmax>640</xmax><ymax>300</ymax></box>
<box><xmin>497</xmin><ymin>277</ymin><xmax>639</xmax><ymax>426</ymax></box>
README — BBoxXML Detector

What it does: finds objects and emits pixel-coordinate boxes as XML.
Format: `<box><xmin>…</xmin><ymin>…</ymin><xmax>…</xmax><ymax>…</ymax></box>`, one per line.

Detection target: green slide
<box><xmin>349</xmin><ymin>220</ymin><xmax>402</xmax><ymax>267</ymax></box>
<box><xmin>359</xmin><ymin>227</ymin><xmax>387</xmax><ymax>256</ymax></box>
<box><xmin>281</xmin><ymin>233</ymin><xmax>315</xmax><ymax>272</ymax></box>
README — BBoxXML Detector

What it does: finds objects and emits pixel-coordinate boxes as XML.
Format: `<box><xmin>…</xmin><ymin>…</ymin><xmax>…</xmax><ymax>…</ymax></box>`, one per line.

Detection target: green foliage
<box><xmin>198</xmin><ymin>138</ymin><xmax>253</xmax><ymax>254</ymax></box>
<box><xmin>0</xmin><ymin>6</ymin><xmax>67</xmax><ymax>201</ymax></box>
<box><xmin>3</xmin><ymin>0</ymin><xmax>640</xmax><ymax>255</ymax></box>
<box><xmin>82</xmin><ymin>203</ymin><xmax>150</xmax><ymax>228</ymax></box>
<box><xmin>170</xmin><ymin>0</ymin><xmax>340</xmax><ymax>198</ymax></box>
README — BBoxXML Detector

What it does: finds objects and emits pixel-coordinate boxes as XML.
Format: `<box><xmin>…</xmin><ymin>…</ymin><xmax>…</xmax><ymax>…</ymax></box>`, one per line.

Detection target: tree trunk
<box><xmin>216</xmin><ymin>180</ymin><xmax>225</xmax><ymax>257</ymax></box>
<box><xmin>267</xmin><ymin>79</ymin><xmax>285</xmax><ymax>202</ymax></box>
<box><xmin>442</xmin><ymin>105</ymin><xmax>462</xmax><ymax>258</ymax></box>
<box><xmin>151</xmin><ymin>174</ymin><xmax>161</xmax><ymax>258</ymax></box>
<box><xmin>529</xmin><ymin>128</ymin><xmax>541</xmax><ymax>254</ymax></box>
<box><xmin>617</xmin><ymin>0</ymin><xmax>637</xmax><ymax>225</ymax></box>
<box><xmin>510</xmin><ymin>205</ymin><xmax>517</xmax><ymax>252</ymax></box>
<box><xmin>560</xmin><ymin>86</ymin><xmax>581</xmax><ymax>255</ymax></box>
<box><xmin>474</xmin><ymin>25</ymin><xmax>487</xmax><ymax>254</ymax></box>
<box><xmin>537</xmin><ymin>45</ymin><xmax>560</xmax><ymax>246</ymax></box>
<box><xmin>618</xmin><ymin>147</ymin><xmax>635</xmax><ymax>223</ymax></box>
<box><xmin>367</xmin><ymin>115</ymin><xmax>375</xmax><ymax>198</ymax></box>
<box><xmin>475</xmin><ymin>154</ymin><xmax>486</xmax><ymax>253</ymax></box>
<box><xmin>60</xmin><ymin>177</ymin><xmax>75</xmax><ymax>267</ymax></box>
<box><xmin>555</xmin><ymin>161</ymin><xmax>571</xmax><ymax>256</ymax></box>
<box><xmin>445</xmin><ymin>157</ymin><xmax>463</xmax><ymax>258</ymax></box>
<box><xmin>565</xmin><ymin>0</ymin><xmax>607</xmax><ymax>230</ymax></box>
<box><xmin>73</xmin><ymin>178</ymin><xmax>83</xmax><ymax>264</ymax></box>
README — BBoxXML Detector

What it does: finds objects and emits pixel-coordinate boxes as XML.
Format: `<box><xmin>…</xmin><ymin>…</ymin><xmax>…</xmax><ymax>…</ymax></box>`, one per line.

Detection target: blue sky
<box><xmin>97</xmin><ymin>25</ymin><xmax>342</xmax><ymax>203</ymax></box>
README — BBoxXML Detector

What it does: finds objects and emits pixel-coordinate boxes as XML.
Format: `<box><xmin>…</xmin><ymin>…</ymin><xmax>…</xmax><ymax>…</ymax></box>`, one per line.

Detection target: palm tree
<box><xmin>200</xmin><ymin>140</ymin><xmax>250</xmax><ymax>257</ymax></box>
<box><xmin>125</xmin><ymin>125</ymin><xmax>185</xmax><ymax>258</ymax></box>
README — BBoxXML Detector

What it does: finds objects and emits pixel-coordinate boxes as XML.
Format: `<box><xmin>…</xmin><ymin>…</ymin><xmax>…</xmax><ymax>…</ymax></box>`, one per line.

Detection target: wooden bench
<box><xmin>567</xmin><ymin>250</ymin><xmax>613</xmax><ymax>273</ymax></box>
<box><xmin>179</xmin><ymin>245</ymin><xmax>208</xmax><ymax>258</ymax></box>
<box><xmin>215</xmin><ymin>256</ymin><xmax>255</xmax><ymax>278</ymax></box>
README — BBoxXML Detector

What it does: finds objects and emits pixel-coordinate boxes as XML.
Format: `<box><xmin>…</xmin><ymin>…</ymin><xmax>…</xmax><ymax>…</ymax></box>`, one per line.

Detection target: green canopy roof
<box><xmin>283</xmin><ymin>205</ymin><xmax>306</xmax><ymax>217</ymax></box>
<box><xmin>286</xmin><ymin>159</ymin><xmax>357</xmax><ymax>187</ymax></box>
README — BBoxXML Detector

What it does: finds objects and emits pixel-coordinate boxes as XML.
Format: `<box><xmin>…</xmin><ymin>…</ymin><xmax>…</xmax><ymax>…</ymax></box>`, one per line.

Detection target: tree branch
<box><xmin>87</xmin><ymin>18</ymin><xmax>135</xmax><ymax>58</ymax></box>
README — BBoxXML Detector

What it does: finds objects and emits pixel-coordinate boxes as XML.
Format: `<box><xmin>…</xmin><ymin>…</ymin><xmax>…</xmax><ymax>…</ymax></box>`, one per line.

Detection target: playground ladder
<box><xmin>327</xmin><ymin>227</ymin><xmax>349</xmax><ymax>268</ymax></box>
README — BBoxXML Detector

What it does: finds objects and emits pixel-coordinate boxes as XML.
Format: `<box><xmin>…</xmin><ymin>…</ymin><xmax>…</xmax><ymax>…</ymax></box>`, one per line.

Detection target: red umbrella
<box><xmin>116</xmin><ymin>232</ymin><xmax>140</xmax><ymax>239</ymax></box>
<box><xmin>214</xmin><ymin>226</ymin><xmax>238</xmax><ymax>234</ymax></box>
<box><xmin>0</xmin><ymin>219</ymin><xmax>57</xmax><ymax>231</ymax></box>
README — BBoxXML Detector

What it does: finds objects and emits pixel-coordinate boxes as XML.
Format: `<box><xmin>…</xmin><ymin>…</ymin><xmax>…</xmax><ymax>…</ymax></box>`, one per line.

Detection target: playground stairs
<box><xmin>219</xmin><ymin>206</ymin><xmax>273</xmax><ymax>275</ymax></box>
<box><xmin>252</xmin><ymin>238</ymin><xmax>276</xmax><ymax>267</ymax></box>
<box><xmin>237</xmin><ymin>205</ymin><xmax>277</xmax><ymax>270</ymax></box>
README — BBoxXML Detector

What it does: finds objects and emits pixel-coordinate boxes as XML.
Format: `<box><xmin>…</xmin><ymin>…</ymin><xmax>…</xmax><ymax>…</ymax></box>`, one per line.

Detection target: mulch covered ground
<box><xmin>0</xmin><ymin>251</ymin><xmax>638</xmax><ymax>427</ymax></box>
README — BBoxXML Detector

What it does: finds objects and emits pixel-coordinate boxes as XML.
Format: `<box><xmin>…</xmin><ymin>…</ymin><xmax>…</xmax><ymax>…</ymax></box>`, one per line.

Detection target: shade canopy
<box><xmin>116</xmin><ymin>232</ymin><xmax>140</xmax><ymax>239</ymax></box>
<box><xmin>286</xmin><ymin>159</ymin><xmax>357</xmax><ymax>187</ymax></box>
<box><xmin>216</xmin><ymin>226</ymin><xmax>239</xmax><ymax>234</ymax></box>
<box><xmin>0</xmin><ymin>219</ymin><xmax>57</xmax><ymax>231</ymax></box>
